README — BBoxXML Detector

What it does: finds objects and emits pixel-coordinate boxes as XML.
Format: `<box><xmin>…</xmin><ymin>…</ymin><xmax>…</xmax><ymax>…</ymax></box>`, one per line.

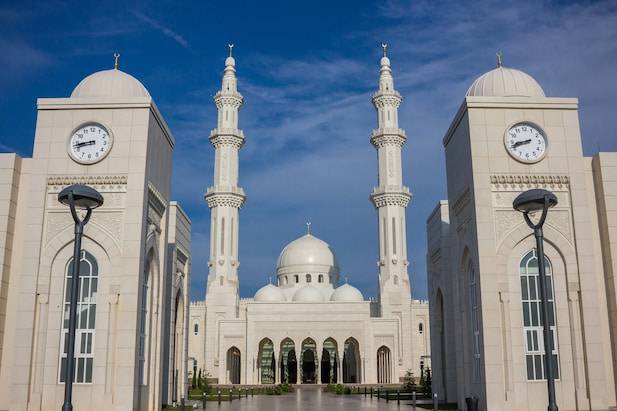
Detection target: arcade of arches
<box><xmin>227</xmin><ymin>337</ymin><xmax>391</xmax><ymax>384</ymax></box>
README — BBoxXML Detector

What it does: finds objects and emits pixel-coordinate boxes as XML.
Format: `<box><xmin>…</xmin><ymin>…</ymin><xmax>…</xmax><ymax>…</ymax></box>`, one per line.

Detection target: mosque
<box><xmin>187</xmin><ymin>46</ymin><xmax>431</xmax><ymax>386</ymax></box>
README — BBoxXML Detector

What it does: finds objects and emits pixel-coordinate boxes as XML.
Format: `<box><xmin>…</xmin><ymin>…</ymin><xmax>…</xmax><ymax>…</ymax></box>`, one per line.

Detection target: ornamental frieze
<box><xmin>370</xmin><ymin>190</ymin><xmax>411</xmax><ymax>208</ymax></box>
<box><xmin>47</xmin><ymin>174</ymin><xmax>127</xmax><ymax>193</ymax></box>
<box><xmin>205</xmin><ymin>192</ymin><xmax>246</xmax><ymax>209</ymax></box>
<box><xmin>209</xmin><ymin>133</ymin><xmax>244</xmax><ymax>149</ymax></box>
<box><xmin>490</xmin><ymin>174</ymin><xmax>569</xmax><ymax>191</ymax></box>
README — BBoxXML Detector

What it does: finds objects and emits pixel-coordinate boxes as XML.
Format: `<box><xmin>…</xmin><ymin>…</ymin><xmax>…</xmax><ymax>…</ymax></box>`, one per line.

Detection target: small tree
<box><xmin>198</xmin><ymin>369</ymin><xmax>202</xmax><ymax>388</ymax></box>
<box><xmin>422</xmin><ymin>367</ymin><xmax>432</xmax><ymax>395</ymax></box>
<box><xmin>192</xmin><ymin>370</ymin><xmax>197</xmax><ymax>389</ymax></box>
<box><xmin>403</xmin><ymin>369</ymin><xmax>414</xmax><ymax>392</ymax></box>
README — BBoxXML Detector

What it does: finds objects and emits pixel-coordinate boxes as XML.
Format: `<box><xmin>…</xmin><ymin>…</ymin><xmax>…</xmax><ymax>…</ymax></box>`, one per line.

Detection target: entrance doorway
<box><xmin>301</xmin><ymin>338</ymin><xmax>317</xmax><ymax>383</ymax></box>
<box><xmin>280</xmin><ymin>338</ymin><xmax>297</xmax><ymax>384</ymax></box>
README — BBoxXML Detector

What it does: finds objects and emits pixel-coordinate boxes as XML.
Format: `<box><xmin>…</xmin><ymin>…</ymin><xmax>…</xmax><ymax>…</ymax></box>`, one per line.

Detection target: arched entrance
<box><xmin>343</xmin><ymin>337</ymin><xmax>360</xmax><ymax>383</ymax></box>
<box><xmin>301</xmin><ymin>338</ymin><xmax>317</xmax><ymax>383</ymax></box>
<box><xmin>377</xmin><ymin>345</ymin><xmax>391</xmax><ymax>383</ymax></box>
<box><xmin>258</xmin><ymin>338</ymin><xmax>275</xmax><ymax>384</ymax></box>
<box><xmin>321</xmin><ymin>338</ymin><xmax>338</xmax><ymax>384</ymax></box>
<box><xmin>280</xmin><ymin>338</ymin><xmax>297</xmax><ymax>384</ymax></box>
<box><xmin>226</xmin><ymin>347</ymin><xmax>241</xmax><ymax>384</ymax></box>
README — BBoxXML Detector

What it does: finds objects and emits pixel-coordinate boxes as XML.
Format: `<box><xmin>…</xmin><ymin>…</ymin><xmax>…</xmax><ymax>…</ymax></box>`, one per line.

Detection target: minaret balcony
<box><xmin>371</xmin><ymin>128</ymin><xmax>406</xmax><ymax>147</ymax></box>
<box><xmin>214</xmin><ymin>92</ymin><xmax>243</xmax><ymax>108</ymax></box>
<box><xmin>370</xmin><ymin>186</ymin><xmax>412</xmax><ymax>208</ymax></box>
<box><xmin>371</xmin><ymin>91</ymin><xmax>402</xmax><ymax>108</ymax></box>
<box><xmin>205</xmin><ymin>186</ymin><xmax>246</xmax><ymax>209</ymax></box>
<box><xmin>209</xmin><ymin>128</ymin><xmax>245</xmax><ymax>148</ymax></box>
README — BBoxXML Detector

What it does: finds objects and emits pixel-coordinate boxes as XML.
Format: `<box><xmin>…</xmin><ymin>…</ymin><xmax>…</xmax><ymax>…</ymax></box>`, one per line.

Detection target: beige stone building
<box><xmin>188</xmin><ymin>49</ymin><xmax>430</xmax><ymax>386</ymax></box>
<box><xmin>0</xmin><ymin>64</ymin><xmax>191</xmax><ymax>410</ymax></box>
<box><xmin>427</xmin><ymin>58</ymin><xmax>617</xmax><ymax>410</ymax></box>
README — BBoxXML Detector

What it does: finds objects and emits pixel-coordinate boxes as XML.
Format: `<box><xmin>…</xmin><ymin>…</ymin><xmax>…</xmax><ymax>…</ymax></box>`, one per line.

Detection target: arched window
<box><xmin>138</xmin><ymin>255</ymin><xmax>153</xmax><ymax>385</ymax></box>
<box><xmin>194</xmin><ymin>323</ymin><xmax>199</xmax><ymax>335</ymax></box>
<box><xmin>468</xmin><ymin>261</ymin><xmax>481</xmax><ymax>382</ymax></box>
<box><xmin>377</xmin><ymin>346</ymin><xmax>391</xmax><ymax>383</ymax></box>
<box><xmin>284</xmin><ymin>276</ymin><xmax>288</xmax><ymax>285</ymax></box>
<box><xmin>419</xmin><ymin>322</ymin><xmax>424</xmax><ymax>334</ymax></box>
<box><xmin>294</xmin><ymin>275</ymin><xmax>299</xmax><ymax>283</ymax></box>
<box><xmin>318</xmin><ymin>274</ymin><xmax>324</xmax><ymax>283</ymax></box>
<box><xmin>520</xmin><ymin>249</ymin><xmax>559</xmax><ymax>380</ymax></box>
<box><xmin>59</xmin><ymin>250</ymin><xmax>98</xmax><ymax>384</ymax></box>
<box><xmin>306</xmin><ymin>274</ymin><xmax>312</xmax><ymax>283</ymax></box>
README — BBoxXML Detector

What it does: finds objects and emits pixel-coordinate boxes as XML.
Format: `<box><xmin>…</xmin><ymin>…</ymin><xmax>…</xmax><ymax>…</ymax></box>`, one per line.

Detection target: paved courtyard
<box><xmin>194</xmin><ymin>387</ymin><xmax>418</xmax><ymax>410</ymax></box>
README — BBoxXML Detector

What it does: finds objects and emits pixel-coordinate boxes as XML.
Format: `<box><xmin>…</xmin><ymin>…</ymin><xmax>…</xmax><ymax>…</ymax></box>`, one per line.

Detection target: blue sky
<box><xmin>1</xmin><ymin>1</ymin><xmax>617</xmax><ymax>301</ymax></box>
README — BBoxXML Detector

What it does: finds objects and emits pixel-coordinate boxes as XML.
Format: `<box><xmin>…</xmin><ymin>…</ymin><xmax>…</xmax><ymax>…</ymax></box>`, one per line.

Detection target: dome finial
<box><xmin>382</xmin><ymin>43</ymin><xmax>388</xmax><ymax>57</ymax></box>
<box><xmin>306</xmin><ymin>221</ymin><xmax>311</xmax><ymax>235</ymax></box>
<box><xmin>228</xmin><ymin>43</ymin><xmax>234</xmax><ymax>57</ymax></box>
<box><xmin>268</xmin><ymin>276</ymin><xmax>272</xmax><ymax>284</ymax></box>
<box><xmin>496</xmin><ymin>51</ymin><xmax>503</xmax><ymax>68</ymax></box>
<box><xmin>113</xmin><ymin>53</ymin><xmax>120</xmax><ymax>70</ymax></box>
<box><xmin>345</xmin><ymin>276</ymin><xmax>349</xmax><ymax>284</ymax></box>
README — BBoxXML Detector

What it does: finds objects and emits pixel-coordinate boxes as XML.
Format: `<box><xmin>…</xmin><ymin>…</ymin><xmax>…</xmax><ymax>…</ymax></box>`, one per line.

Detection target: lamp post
<box><xmin>513</xmin><ymin>188</ymin><xmax>558</xmax><ymax>411</ymax></box>
<box><xmin>58</xmin><ymin>184</ymin><xmax>104</xmax><ymax>411</ymax></box>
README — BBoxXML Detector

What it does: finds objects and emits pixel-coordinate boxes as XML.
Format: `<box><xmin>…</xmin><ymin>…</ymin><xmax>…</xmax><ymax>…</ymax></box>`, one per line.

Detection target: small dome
<box><xmin>277</xmin><ymin>234</ymin><xmax>339</xmax><ymax>275</ymax></box>
<box><xmin>254</xmin><ymin>284</ymin><xmax>286</xmax><ymax>302</ymax></box>
<box><xmin>330</xmin><ymin>283</ymin><xmax>364</xmax><ymax>302</ymax></box>
<box><xmin>466</xmin><ymin>66</ymin><xmax>545</xmax><ymax>98</ymax></box>
<box><xmin>292</xmin><ymin>285</ymin><xmax>325</xmax><ymax>303</ymax></box>
<box><xmin>380</xmin><ymin>56</ymin><xmax>390</xmax><ymax>67</ymax></box>
<box><xmin>71</xmin><ymin>69</ymin><xmax>150</xmax><ymax>98</ymax></box>
<box><xmin>225</xmin><ymin>56</ymin><xmax>236</xmax><ymax>67</ymax></box>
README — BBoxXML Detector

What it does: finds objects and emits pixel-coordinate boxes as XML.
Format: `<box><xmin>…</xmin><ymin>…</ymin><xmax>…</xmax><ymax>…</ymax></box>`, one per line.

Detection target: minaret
<box><xmin>370</xmin><ymin>45</ymin><xmax>412</xmax><ymax>313</ymax></box>
<box><xmin>205</xmin><ymin>45</ymin><xmax>245</xmax><ymax>306</ymax></box>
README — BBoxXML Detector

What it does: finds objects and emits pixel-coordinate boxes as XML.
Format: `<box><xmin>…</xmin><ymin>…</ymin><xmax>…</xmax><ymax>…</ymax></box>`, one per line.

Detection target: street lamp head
<box><xmin>58</xmin><ymin>184</ymin><xmax>104</xmax><ymax>210</ymax></box>
<box><xmin>513</xmin><ymin>189</ymin><xmax>558</xmax><ymax>214</ymax></box>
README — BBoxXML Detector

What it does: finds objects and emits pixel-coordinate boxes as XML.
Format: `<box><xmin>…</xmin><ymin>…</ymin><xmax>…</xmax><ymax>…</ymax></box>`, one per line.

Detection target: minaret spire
<box><xmin>205</xmin><ymin>46</ymin><xmax>246</xmax><ymax>298</ymax></box>
<box><xmin>370</xmin><ymin>46</ymin><xmax>412</xmax><ymax>312</ymax></box>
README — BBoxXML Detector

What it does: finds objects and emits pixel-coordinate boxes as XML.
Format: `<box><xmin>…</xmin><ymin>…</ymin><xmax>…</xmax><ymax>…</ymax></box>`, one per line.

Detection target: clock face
<box><xmin>68</xmin><ymin>123</ymin><xmax>113</xmax><ymax>164</ymax></box>
<box><xmin>504</xmin><ymin>122</ymin><xmax>547</xmax><ymax>163</ymax></box>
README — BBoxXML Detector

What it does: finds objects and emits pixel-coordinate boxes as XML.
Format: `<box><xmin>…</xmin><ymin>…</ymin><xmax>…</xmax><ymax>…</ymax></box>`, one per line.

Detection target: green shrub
<box><xmin>344</xmin><ymin>386</ymin><xmax>352</xmax><ymax>395</ymax></box>
<box><xmin>334</xmin><ymin>384</ymin><xmax>344</xmax><ymax>395</ymax></box>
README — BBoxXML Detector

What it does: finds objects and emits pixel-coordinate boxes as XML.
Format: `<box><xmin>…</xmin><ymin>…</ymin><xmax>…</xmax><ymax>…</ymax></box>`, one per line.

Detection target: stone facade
<box><xmin>427</xmin><ymin>63</ymin><xmax>617</xmax><ymax>410</ymax></box>
<box><xmin>0</xmin><ymin>67</ymin><xmax>191</xmax><ymax>411</ymax></box>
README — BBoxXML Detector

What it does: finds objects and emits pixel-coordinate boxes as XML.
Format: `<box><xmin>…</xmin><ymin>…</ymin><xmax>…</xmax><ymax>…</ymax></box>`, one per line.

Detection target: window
<box><xmin>194</xmin><ymin>323</ymin><xmax>199</xmax><ymax>335</ymax></box>
<box><xmin>138</xmin><ymin>258</ymin><xmax>151</xmax><ymax>385</ymax></box>
<box><xmin>520</xmin><ymin>249</ymin><xmax>559</xmax><ymax>380</ymax></box>
<box><xmin>419</xmin><ymin>323</ymin><xmax>424</xmax><ymax>334</ymax></box>
<box><xmin>306</xmin><ymin>274</ymin><xmax>311</xmax><ymax>283</ymax></box>
<box><xmin>284</xmin><ymin>276</ymin><xmax>288</xmax><ymax>285</ymax></box>
<box><xmin>59</xmin><ymin>250</ymin><xmax>98</xmax><ymax>384</ymax></box>
<box><xmin>469</xmin><ymin>261</ymin><xmax>481</xmax><ymax>382</ymax></box>
<box><xmin>318</xmin><ymin>274</ymin><xmax>323</xmax><ymax>283</ymax></box>
<box><xmin>294</xmin><ymin>275</ymin><xmax>299</xmax><ymax>283</ymax></box>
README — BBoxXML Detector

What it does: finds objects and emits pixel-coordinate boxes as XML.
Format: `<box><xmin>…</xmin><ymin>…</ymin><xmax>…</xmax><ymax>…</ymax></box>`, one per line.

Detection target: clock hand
<box><xmin>511</xmin><ymin>139</ymin><xmax>532</xmax><ymax>149</ymax></box>
<box><xmin>73</xmin><ymin>140</ymin><xmax>96</xmax><ymax>148</ymax></box>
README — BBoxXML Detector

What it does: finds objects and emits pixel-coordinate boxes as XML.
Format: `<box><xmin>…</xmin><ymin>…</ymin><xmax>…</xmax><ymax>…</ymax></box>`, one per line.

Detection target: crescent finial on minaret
<box><xmin>306</xmin><ymin>221</ymin><xmax>311</xmax><ymax>235</ymax></box>
<box><xmin>113</xmin><ymin>53</ymin><xmax>120</xmax><ymax>70</ymax></box>
<box><xmin>228</xmin><ymin>44</ymin><xmax>234</xmax><ymax>57</ymax></box>
<box><xmin>382</xmin><ymin>43</ymin><xmax>388</xmax><ymax>57</ymax></box>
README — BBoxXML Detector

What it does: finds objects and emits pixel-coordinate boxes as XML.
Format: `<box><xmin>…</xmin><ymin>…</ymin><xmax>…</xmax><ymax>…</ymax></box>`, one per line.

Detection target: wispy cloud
<box><xmin>132</xmin><ymin>10</ymin><xmax>189</xmax><ymax>48</ymax></box>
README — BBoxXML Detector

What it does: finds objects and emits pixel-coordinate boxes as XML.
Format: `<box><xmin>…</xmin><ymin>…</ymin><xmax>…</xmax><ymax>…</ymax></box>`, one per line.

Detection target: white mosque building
<box><xmin>188</xmin><ymin>47</ymin><xmax>431</xmax><ymax>385</ymax></box>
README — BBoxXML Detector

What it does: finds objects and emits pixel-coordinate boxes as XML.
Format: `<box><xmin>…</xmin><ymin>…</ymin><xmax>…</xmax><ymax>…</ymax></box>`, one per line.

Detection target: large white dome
<box><xmin>466</xmin><ymin>66</ymin><xmax>545</xmax><ymax>98</ymax></box>
<box><xmin>292</xmin><ymin>285</ymin><xmax>325</xmax><ymax>302</ymax></box>
<box><xmin>71</xmin><ymin>69</ymin><xmax>150</xmax><ymax>98</ymax></box>
<box><xmin>254</xmin><ymin>284</ymin><xmax>286</xmax><ymax>302</ymax></box>
<box><xmin>276</xmin><ymin>234</ymin><xmax>339</xmax><ymax>278</ymax></box>
<box><xmin>330</xmin><ymin>283</ymin><xmax>364</xmax><ymax>302</ymax></box>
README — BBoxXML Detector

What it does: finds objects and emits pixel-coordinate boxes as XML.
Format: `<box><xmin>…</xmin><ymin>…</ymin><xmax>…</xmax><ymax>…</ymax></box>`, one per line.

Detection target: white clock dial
<box><xmin>505</xmin><ymin>123</ymin><xmax>547</xmax><ymax>163</ymax></box>
<box><xmin>68</xmin><ymin>123</ymin><xmax>113</xmax><ymax>164</ymax></box>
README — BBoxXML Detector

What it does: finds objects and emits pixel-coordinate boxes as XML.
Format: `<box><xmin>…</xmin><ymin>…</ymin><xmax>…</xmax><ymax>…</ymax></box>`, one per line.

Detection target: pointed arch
<box><xmin>343</xmin><ymin>337</ymin><xmax>361</xmax><ymax>383</ymax></box>
<box><xmin>377</xmin><ymin>345</ymin><xmax>392</xmax><ymax>383</ymax></box>
<box><xmin>322</xmin><ymin>337</ymin><xmax>338</xmax><ymax>383</ymax></box>
<box><xmin>258</xmin><ymin>338</ymin><xmax>275</xmax><ymax>384</ymax></box>
<box><xmin>279</xmin><ymin>338</ymin><xmax>297</xmax><ymax>384</ymax></box>
<box><xmin>226</xmin><ymin>346</ymin><xmax>241</xmax><ymax>384</ymax></box>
